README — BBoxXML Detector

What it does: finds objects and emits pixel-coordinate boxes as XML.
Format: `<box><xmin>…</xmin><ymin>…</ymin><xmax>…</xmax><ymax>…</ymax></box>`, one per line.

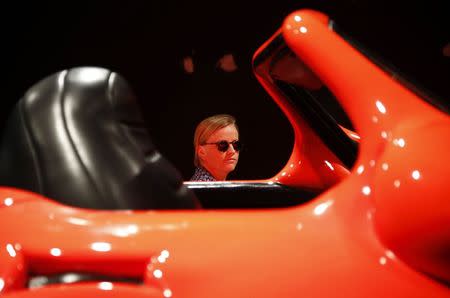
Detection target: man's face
<box><xmin>199</xmin><ymin>124</ymin><xmax>240</xmax><ymax>179</ymax></box>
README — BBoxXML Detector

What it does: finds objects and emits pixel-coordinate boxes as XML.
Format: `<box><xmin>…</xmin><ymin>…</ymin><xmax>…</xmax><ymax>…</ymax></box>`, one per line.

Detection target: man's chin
<box><xmin>224</xmin><ymin>163</ymin><xmax>237</xmax><ymax>172</ymax></box>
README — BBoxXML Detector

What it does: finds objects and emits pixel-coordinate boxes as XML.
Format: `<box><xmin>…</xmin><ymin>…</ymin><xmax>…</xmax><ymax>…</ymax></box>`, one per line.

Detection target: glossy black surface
<box><xmin>186</xmin><ymin>182</ymin><xmax>318</xmax><ymax>208</ymax></box>
<box><xmin>0</xmin><ymin>67</ymin><xmax>199</xmax><ymax>210</ymax></box>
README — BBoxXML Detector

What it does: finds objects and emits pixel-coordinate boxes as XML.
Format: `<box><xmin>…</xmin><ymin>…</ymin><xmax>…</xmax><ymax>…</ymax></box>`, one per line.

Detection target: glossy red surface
<box><xmin>1</xmin><ymin>9</ymin><xmax>449</xmax><ymax>297</ymax></box>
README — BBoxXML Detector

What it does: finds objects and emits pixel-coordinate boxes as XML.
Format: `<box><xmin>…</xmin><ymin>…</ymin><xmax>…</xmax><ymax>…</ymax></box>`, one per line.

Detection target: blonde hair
<box><xmin>193</xmin><ymin>114</ymin><xmax>237</xmax><ymax>167</ymax></box>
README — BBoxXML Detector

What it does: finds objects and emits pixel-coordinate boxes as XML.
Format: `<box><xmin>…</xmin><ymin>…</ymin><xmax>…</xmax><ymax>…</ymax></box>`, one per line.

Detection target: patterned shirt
<box><xmin>190</xmin><ymin>167</ymin><xmax>216</xmax><ymax>181</ymax></box>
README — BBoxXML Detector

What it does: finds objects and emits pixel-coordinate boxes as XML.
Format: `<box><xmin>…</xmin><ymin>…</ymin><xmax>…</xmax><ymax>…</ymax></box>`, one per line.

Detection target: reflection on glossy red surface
<box><xmin>0</xmin><ymin>9</ymin><xmax>449</xmax><ymax>297</ymax></box>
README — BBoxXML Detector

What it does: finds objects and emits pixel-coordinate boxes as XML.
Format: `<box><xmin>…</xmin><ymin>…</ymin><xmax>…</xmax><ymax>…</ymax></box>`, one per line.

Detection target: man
<box><xmin>191</xmin><ymin>114</ymin><xmax>241</xmax><ymax>181</ymax></box>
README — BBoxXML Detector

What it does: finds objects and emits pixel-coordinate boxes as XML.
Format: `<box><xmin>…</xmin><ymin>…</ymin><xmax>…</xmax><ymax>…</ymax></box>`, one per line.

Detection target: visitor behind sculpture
<box><xmin>190</xmin><ymin>114</ymin><xmax>241</xmax><ymax>181</ymax></box>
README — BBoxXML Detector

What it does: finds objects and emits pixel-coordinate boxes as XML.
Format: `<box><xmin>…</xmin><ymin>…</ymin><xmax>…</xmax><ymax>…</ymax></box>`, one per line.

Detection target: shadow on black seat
<box><xmin>0</xmin><ymin>67</ymin><xmax>200</xmax><ymax>210</ymax></box>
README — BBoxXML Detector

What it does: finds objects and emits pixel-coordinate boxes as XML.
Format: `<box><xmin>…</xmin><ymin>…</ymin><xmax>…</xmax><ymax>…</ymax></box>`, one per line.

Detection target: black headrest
<box><xmin>0</xmin><ymin>67</ymin><xmax>200</xmax><ymax>210</ymax></box>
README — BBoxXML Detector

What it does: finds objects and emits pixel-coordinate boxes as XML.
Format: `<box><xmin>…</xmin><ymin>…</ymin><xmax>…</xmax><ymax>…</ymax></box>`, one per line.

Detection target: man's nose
<box><xmin>227</xmin><ymin>144</ymin><xmax>236</xmax><ymax>153</ymax></box>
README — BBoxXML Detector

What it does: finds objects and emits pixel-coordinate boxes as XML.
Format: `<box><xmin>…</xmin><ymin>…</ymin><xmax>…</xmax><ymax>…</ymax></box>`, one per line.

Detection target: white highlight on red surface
<box><xmin>313</xmin><ymin>200</ymin><xmax>334</xmax><ymax>216</ymax></box>
<box><xmin>66</xmin><ymin>217</ymin><xmax>90</xmax><ymax>226</ymax></box>
<box><xmin>98</xmin><ymin>282</ymin><xmax>113</xmax><ymax>290</ymax></box>
<box><xmin>386</xmin><ymin>250</ymin><xmax>396</xmax><ymax>259</ymax></box>
<box><xmin>412</xmin><ymin>170</ymin><xmax>421</xmax><ymax>180</ymax></box>
<box><xmin>362</xmin><ymin>186</ymin><xmax>371</xmax><ymax>196</ymax></box>
<box><xmin>50</xmin><ymin>248</ymin><xmax>62</xmax><ymax>257</ymax></box>
<box><xmin>158</xmin><ymin>250</ymin><xmax>170</xmax><ymax>263</ymax></box>
<box><xmin>90</xmin><ymin>242</ymin><xmax>111</xmax><ymax>252</ymax></box>
<box><xmin>393</xmin><ymin>138</ymin><xmax>406</xmax><ymax>148</ymax></box>
<box><xmin>294</xmin><ymin>15</ymin><xmax>302</xmax><ymax>22</ymax></box>
<box><xmin>113</xmin><ymin>224</ymin><xmax>139</xmax><ymax>237</ymax></box>
<box><xmin>163</xmin><ymin>289</ymin><xmax>173</xmax><ymax>297</ymax></box>
<box><xmin>356</xmin><ymin>165</ymin><xmax>364</xmax><ymax>175</ymax></box>
<box><xmin>351</xmin><ymin>132</ymin><xmax>360</xmax><ymax>139</ymax></box>
<box><xmin>6</xmin><ymin>244</ymin><xmax>16</xmax><ymax>257</ymax></box>
<box><xmin>376</xmin><ymin>100</ymin><xmax>386</xmax><ymax>114</ymax></box>
<box><xmin>324</xmin><ymin>160</ymin><xmax>334</xmax><ymax>171</ymax></box>
<box><xmin>153</xmin><ymin>269</ymin><xmax>163</xmax><ymax>279</ymax></box>
<box><xmin>161</xmin><ymin>250</ymin><xmax>170</xmax><ymax>258</ymax></box>
<box><xmin>4</xmin><ymin>198</ymin><xmax>13</xmax><ymax>206</ymax></box>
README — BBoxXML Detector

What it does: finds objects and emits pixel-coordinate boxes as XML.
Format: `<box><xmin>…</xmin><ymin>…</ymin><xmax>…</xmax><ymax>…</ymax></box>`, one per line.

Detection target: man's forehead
<box><xmin>207</xmin><ymin>125</ymin><xmax>239</xmax><ymax>141</ymax></box>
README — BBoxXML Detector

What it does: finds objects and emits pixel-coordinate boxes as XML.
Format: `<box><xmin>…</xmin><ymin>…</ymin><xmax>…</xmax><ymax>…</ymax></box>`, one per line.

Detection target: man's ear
<box><xmin>198</xmin><ymin>146</ymin><xmax>206</xmax><ymax>159</ymax></box>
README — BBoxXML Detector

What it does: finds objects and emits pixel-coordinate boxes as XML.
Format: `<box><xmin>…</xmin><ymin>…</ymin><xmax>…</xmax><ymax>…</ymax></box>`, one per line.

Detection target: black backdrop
<box><xmin>5</xmin><ymin>1</ymin><xmax>449</xmax><ymax>180</ymax></box>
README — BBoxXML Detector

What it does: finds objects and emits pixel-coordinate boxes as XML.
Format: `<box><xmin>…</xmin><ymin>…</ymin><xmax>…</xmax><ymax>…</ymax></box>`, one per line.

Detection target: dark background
<box><xmin>4</xmin><ymin>1</ymin><xmax>449</xmax><ymax>180</ymax></box>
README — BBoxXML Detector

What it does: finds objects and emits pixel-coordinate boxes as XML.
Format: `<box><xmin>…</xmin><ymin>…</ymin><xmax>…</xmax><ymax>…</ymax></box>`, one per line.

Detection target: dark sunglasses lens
<box><xmin>217</xmin><ymin>141</ymin><xmax>229</xmax><ymax>152</ymax></box>
<box><xmin>231</xmin><ymin>141</ymin><xmax>242</xmax><ymax>151</ymax></box>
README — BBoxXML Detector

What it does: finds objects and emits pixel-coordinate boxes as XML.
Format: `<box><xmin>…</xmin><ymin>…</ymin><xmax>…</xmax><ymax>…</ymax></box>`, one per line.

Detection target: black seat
<box><xmin>0</xmin><ymin>67</ymin><xmax>200</xmax><ymax>210</ymax></box>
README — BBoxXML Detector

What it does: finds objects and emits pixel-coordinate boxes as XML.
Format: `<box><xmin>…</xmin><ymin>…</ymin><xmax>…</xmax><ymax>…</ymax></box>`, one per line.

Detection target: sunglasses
<box><xmin>203</xmin><ymin>140</ymin><xmax>242</xmax><ymax>152</ymax></box>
